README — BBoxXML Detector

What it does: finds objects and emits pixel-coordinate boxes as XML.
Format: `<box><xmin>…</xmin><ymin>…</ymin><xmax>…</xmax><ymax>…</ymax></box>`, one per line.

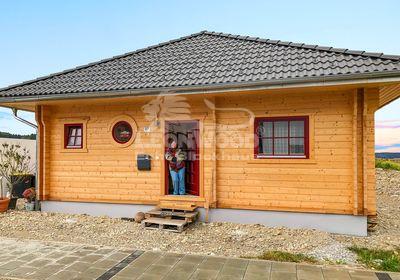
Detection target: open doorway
<box><xmin>164</xmin><ymin>120</ymin><xmax>199</xmax><ymax>196</ymax></box>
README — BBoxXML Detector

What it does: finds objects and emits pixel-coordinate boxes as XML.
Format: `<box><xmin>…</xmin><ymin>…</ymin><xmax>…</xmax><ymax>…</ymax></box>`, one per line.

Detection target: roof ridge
<box><xmin>202</xmin><ymin>31</ymin><xmax>400</xmax><ymax>61</ymax></box>
<box><xmin>0</xmin><ymin>31</ymin><xmax>208</xmax><ymax>92</ymax></box>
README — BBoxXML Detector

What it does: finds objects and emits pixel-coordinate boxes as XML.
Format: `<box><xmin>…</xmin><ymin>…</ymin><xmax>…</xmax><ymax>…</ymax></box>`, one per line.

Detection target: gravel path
<box><xmin>0</xmin><ymin>169</ymin><xmax>398</xmax><ymax>267</ymax></box>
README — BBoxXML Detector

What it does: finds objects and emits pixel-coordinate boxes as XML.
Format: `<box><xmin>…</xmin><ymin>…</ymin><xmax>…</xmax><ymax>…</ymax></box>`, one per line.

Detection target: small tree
<box><xmin>0</xmin><ymin>143</ymin><xmax>34</xmax><ymax>198</ymax></box>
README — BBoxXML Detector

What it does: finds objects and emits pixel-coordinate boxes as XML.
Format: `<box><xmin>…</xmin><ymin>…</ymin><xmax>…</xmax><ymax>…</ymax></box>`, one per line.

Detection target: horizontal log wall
<box><xmin>40</xmin><ymin>87</ymin><xmax>378</xmax><ymax>215</ymax></box>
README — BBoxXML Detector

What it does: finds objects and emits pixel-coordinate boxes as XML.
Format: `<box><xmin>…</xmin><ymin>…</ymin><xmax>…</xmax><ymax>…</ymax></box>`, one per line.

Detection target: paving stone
<box><xmin>197</xmin><ymin>261</ymin><xmax>225</xmax><ymax>271</ymax></box>
<box><xmin>271</xmin><ymin>262</ymin><xmax>297</xmax><ymax>273</ymax></box>
<box><xmin>297</xmin><ymin>268</ymin><xmax>324</xmax><ymax>280</ymax></box>
<box><xmin>0</xmin><ymin>255</ymin><xmax>16</xmax><ymax>263</ymax></box>
<box><xmin>349</xmin><ymin>270</ymin><xmax>378</xmax><ymax>280</ymax></box>
<box><xmin>219</xmin><ymin>266</ymin><xmax>247</xmax><ymax>277</ymax></box>
<box><xmin>111</xmin><ymin>276</ymin><xmax>133</xmax><ymax>280</ymax></box>
<box><xmin>92</xmin><ymin>259</ymin><xmax>119</xmax><ymax>269</ymax></box>
<box><xmin>244</xmin><ymin>271</ymin><xmax>270</xmax><ymax>280</ymax></box>
<box><xmin>0</xmin><ymin>260</ymin><xmax>26</xmax><ymax>270</ymax></box>
<box><xmin>115</xmin><ymin>268</ymin><xmax>144</xmax><ymax>279</ymax></box>
<box><xmin>163</xmin><ymin>271</ymin><xmax>193</xmax><ymax>280</ymax></box>
<box><xmin>26</xmin><ymin>258</ymin><xmax>53</xmax><ymax>267</ymax></box>
<box><xmin>80</xmin><ymin>267</ymin><xmax>107</xmax><ymax>278</ymax></box>
<box><xmin>94</xmin><ymin>248</ymin><xmax>115</xmax><ymax>255</ymax></box>
<box><xmin>190</xmin><ymin>268</ymin><xmax>220</xmax><ymax>279</ymax></box>
<box><xmin>270</xmin><ymin>271</ymin><xmax>297</xmax><ymax>280</ymax></box>
<box><xmin>155</xmin><ymin>256</ymin><xmax>181</xmax><ymax>266</ymax></box>
<box><xmin>67</xmin><ymin>261</ymin><xmax>93</xmax><ymax>272</ymax></box>
<box><xmin>172</xmin><ymin>262</ymin><xmax>199</xmax><ymax>274</ymax></box>
<box><xmin>80</xmin><ymin>254</ymin><xmax>104</xmax><ymax>263</ymax></box>
<box><xmin>47</xmin><ymin>270</ymin><xmax>81</xmax><ymax>280</ymax></box>
<box><xmin>71</xmin><ymin>250</ymin><xmax>93</xmax><ymax>257</ymax></box>
<box><xmin>57</xmin><ymin>256</ymin><xmax>80</xmax><ymax>265</ymax></box>
<box><xmin>145</xmin><ymin>264</ymin><xmax>173</xmax><ymax>275</ymax></box>
<box><xmin>224</xmin><ymin>258</ymin><xmax>249</xmax><ymax>269</ymax></box>
<box><xmin>322</xmin><ymin>268</ymin><xmax>352</xmax><ymax>280</ymax></box>
<box><xmin>81</xmin><ymin>246</ymin><xmax>98</xmax><ymax>251</ymax></box>
<box><xmin>108</xmin><ymin>252</ymin><xmax>130</xmax><ymax>261</ymax></box>
<box><xmin>17</xmin><ymin>253</ymin><xmax>41</xmax><ymax>261</ymax></box>
<box><xmin>46</xmin><ymin>251</ymin><xmax>68</xmax><ymax>259</ymax></box>
<box><xmin>5</xmin><ymin>266</ymin><xmax>36</xmax><ymax>277</ymax></box>
<box><xmin>137</xmin><ymin>273</ymin><xmax>167</xmax><ymax>280</ymax></box>
<box><xmin>180</xmin><ymin>255</ymin><xmax>205</xmax><ymax>264</ymax></box>
<box><xmin>389</xmin><ymin>273</ymin><xmax>400</xmax><ymax>280</ymax></box>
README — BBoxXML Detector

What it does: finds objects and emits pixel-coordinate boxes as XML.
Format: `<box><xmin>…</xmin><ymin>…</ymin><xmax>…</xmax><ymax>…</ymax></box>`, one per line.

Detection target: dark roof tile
<box><xmin>1</xmin><ymin>31</ymin><xmax>400</xmax><ymax>99</ymax></box>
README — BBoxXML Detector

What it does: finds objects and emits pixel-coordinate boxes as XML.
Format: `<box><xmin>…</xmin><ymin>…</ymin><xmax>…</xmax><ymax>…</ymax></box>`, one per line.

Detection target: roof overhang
<box><xmin>1</xmin><ymin>71</ymin><xmax>400</xmax><ymax>111</ymax></box>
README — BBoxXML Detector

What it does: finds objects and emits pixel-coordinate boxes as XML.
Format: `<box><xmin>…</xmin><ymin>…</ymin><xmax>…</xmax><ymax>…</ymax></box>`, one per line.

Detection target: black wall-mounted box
<box><xmin>137</xmin><ymin>154</ymin><xmax>151</xmax><ymax>171</ymax></box>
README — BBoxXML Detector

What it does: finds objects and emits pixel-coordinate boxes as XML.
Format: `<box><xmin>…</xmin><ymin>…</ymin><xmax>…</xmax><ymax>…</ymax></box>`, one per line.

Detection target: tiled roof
<box><xmin>1</xmin><ymin>31</ymin><xmax>400</xmax><ymax>99</ymax></box>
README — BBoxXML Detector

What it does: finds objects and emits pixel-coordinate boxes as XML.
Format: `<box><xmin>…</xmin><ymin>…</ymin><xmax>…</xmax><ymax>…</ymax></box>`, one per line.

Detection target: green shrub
<box><xmin>375</xmin><ymin>159</ymin><xmax>400</xmax><ymax>171</ymax></box>
<box><xmin>349</xmin><ymin>246</ymin><xmax>400</xmax><ymax>272</ymax></box>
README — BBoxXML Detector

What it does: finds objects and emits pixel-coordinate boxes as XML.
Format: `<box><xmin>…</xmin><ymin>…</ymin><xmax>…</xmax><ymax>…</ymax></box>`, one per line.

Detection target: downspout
<box><xmin>11</xmin><ymin>108</ymin><xmax>39</xmax><ymax>209</ymax></box>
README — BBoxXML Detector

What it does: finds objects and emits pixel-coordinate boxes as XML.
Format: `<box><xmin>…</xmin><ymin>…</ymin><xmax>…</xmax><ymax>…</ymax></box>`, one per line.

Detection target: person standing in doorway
<box><xmin>165</xmin><ymin>139</ymin><xmax>186</xmax><ymax>195</ymax></box>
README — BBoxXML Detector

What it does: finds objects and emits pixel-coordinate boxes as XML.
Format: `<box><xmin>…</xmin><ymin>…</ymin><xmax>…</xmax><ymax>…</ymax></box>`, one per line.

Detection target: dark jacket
<box><xmin>165</xmin><ymin>148</ymin><xmax>186</xmax><ymax>171</ymax></box>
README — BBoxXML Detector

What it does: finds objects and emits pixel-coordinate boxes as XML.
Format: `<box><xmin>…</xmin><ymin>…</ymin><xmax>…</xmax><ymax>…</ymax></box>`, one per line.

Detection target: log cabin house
<box><xmin>1</xmin><ymin>31</ymin><xmax>400</xmax><ymax>235</ymax></box>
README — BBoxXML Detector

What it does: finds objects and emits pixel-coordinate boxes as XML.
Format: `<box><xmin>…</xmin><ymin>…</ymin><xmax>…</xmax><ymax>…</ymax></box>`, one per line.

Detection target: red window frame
<box><xmin>112</xmin><ymin>121</ymin><xmax>133</xmax><ymax>144</ymax></box>
<box><xmin>64</xmin><ymin>123</ymin><xmax>83</xmax><ymax>149</ymax></box>
<box><xmin>254</xmin><ymin>116</ymin><xmax>309</xmax><ymax>159</ymax></box>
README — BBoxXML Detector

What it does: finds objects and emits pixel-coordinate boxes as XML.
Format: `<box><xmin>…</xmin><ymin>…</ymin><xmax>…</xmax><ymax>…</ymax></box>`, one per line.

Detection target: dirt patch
<box><xmin>0</xmin><ymin>169</ymin><xmax>398</xmax><ymax>268</ymax></box>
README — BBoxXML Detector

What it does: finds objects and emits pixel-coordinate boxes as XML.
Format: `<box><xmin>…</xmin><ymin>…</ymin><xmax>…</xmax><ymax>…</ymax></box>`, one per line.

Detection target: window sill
<box><xmin>60</xmin><ymin>148</ymin><xmax>88</xmax><ymax>153</ymax></box>
<box><xmin>247</xmin><ymin>158</ymin><xmax>316</xmax><ymax>164</ymax></box>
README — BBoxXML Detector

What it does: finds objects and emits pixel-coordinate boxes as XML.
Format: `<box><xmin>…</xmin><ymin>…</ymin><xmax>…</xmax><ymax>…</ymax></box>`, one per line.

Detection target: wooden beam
<box><xmin>362</xmin><ymin>89</ymin><xmax>368</xmax><ymax>215</ymax></box>
<box><xmin>352</xmin><ymin>90</ymin><xmax>358</xmax><ymax>215</ymax></box>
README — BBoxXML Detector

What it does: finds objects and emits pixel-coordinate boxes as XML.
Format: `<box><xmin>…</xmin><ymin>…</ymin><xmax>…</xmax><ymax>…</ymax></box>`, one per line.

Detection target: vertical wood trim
<box><xmin>212</xmin><ymin>97</ymin><xmax>217</xmax><ymax>206</ymax></box>
<box><xmin>160</xmin><ymin>120</ymin><xmax>166</xmax><ymax>196</ymax></box>
<box><xmin>362</xmin><ymin>89</ymin><xmax>368</xmax><ymax>215</ymax></box>
<box><xmin>352</xmin><ymin>90</ymin><xmax>358</xmax><ymax>215</ymax></box>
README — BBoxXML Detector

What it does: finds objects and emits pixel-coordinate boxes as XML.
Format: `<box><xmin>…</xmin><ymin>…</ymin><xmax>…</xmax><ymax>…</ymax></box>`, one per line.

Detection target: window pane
<box><xmin>259</xmin><ymin>138</ymin><xmax>272</xmax><ymax>155</ymax></box>
<box><xmin>76</xmin><ymin>128</ymin><xmax>82</xmax><ymax>136</ymax></box>
<box><xmin>290</xmin><ymin>121</ymin><xmax>304</xmax><ymax>137</ymax></box>
<box><xmin>274</xmin><ymin>121</ymin><xmax>288</xmax><ymax>137</ymax></box>
<box><xmin>70</xmin><ymin>128</ymin><xmax>76</xmax><ymax>136</ymax></box>
<box><xmin>75</xmin><ymin>136</ymin><xmax>82</xmax><ymax>147</ymax></box>
<box><xmin>68</xmin><ymin>136</ymin><xmax>75</xmax><ymax>146</ymax></box>
<box><xmin>258</xmin><ymin>122</ymin><xmax>272</xmax><ymax>137</ymax></box>
<box><xmin>274</xmin><ymin>138</ymin><xmax>288</xmax><ymax>154</ymax></box>
<box><xmin>290</xmin><ymin>138</ymin><xmax>305</xmax><ymax>155</ymax></box>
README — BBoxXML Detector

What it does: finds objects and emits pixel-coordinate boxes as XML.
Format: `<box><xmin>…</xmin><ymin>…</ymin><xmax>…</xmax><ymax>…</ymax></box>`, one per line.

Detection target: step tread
<box><xmin>142</xmin><ymin>217</ymin><xmax>187</xmax><ymax>226</ymax></box>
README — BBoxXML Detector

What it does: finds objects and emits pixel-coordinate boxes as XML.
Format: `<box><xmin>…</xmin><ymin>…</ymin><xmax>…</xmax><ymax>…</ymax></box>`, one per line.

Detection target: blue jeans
<box><xmin>170</xmin><ymin>167</ymin><xmax>185</xmax><ymax>195</ymax></box>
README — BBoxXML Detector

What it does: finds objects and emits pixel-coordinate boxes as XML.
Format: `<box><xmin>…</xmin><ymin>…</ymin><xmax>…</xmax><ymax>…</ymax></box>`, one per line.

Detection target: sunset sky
<box><xmin>0</xmin><ymin>0</ymin><xmax>399</xmax><ymax>152</ymax></box>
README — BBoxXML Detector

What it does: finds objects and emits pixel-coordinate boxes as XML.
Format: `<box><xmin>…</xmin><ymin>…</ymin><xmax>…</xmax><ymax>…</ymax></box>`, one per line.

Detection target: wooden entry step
<box><xmin>157</xmin><ymin>200</ymin><xmax>197</xmax><ymax>212</ymax></box>
<box><xmin>141</xmin><ymin>217</ymin><xmax>188</xmax><ymax>233</ymax></box>
<box><xmin>145</xmin><ymin>208</ymin><xmax>199</xmax><ymax>223</ymax></box>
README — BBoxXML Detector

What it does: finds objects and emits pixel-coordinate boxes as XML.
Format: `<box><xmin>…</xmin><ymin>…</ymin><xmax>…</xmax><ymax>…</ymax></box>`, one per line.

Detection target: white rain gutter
<box><xmin>11</xmin><ymin>108</ymin><xmax>39</xmax><ymax>209</ymax></box>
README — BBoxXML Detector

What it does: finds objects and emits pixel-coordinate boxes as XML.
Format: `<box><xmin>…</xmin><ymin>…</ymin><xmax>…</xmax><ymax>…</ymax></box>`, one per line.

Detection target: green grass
<box><xmin>349</xmin><ymin>246</ymin><xmax>400</xmax><ymax>272</ymax></box>
<box><xmin>248</xmin><ymin>251</ymin><xmax>318</xmax><ymax>264</ymax></box>
<box><xmin>375</xmin><ymin>159</ymin><xmax>400</xmax><ymax>171</ymax></box>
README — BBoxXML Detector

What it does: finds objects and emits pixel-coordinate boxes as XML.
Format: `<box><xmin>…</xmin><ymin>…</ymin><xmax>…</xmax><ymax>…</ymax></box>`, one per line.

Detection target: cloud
<box><xmin>375</xmin><ymin>120</ymin><xmax>400</xmax><ymax>152</ymax></box>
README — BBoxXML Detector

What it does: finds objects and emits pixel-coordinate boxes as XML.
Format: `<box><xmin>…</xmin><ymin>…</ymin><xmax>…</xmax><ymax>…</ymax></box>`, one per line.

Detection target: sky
<box><xmin>0</xmin><ymin>0</ymin><xmax>399</xmax><ymax>152</ymax></box>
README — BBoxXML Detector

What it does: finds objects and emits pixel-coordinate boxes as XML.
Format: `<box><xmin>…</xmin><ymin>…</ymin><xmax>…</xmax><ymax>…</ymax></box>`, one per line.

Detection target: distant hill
<box><xmin>376</xmin><ymin>153</ymin><xmax>400</xmax><ymax>159</ymax></box>
<box><xmin>0</xmin><ymin>131</ymin><xmax>36</xmax><ymax>140</ymax></box>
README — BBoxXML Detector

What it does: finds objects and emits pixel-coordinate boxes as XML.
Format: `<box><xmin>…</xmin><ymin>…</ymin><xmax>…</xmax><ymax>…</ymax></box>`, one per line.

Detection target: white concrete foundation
<box><xmin>41</xmin><ymin>201</ymin><xmax>367</xmax><ymax>236</ymax></box>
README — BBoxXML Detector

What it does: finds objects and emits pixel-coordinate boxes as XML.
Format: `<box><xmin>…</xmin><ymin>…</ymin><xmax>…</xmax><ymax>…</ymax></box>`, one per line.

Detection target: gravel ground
<box><xmin>333</xmin><ymin>169</ymin><xmax>400</xmax><ymax>251</ymax></box>
<box><xmin>0</xmin><ymin>169</ymin><xmax>398</xmax><ymax>267</ymax></box>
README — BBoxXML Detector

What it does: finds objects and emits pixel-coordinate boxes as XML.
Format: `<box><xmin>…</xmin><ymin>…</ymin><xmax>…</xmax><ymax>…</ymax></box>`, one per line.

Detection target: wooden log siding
<box><xmin>39</xmin><ymin>88</ymin><xmax>379</xmax><ymax>216</ymax></box>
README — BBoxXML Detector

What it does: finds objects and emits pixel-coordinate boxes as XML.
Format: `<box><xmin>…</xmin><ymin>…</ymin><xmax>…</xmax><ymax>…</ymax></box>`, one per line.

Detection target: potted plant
<box><xmin>22</xmin><ymin>187</ymin><xmax>35</xmax><ymax>211</ymax></box>
<box><xmin>0</xmin><ymin>144</ymin><xmax>34</xmax><ymax>211</ymax></box>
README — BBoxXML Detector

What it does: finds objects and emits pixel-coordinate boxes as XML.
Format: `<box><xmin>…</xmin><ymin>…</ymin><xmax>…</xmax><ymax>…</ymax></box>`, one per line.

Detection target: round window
<box><xmin>112</xmin><ymin>121</ymin><xmax>133</xmax><ymax>144</ymax></box>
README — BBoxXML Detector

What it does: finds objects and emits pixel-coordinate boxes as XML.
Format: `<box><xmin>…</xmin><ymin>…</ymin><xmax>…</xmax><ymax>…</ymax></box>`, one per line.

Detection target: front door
<box><xmin>165</xmin><ymin>120</ymin><xmax>200</xmax><ymax>196</ymax></box>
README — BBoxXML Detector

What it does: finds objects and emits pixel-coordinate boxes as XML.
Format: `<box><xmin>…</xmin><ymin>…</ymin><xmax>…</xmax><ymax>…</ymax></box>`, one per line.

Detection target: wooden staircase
<box><xmin>141</xmin><ymin>200</ymin><xmax>199</xmax><ymax>233</ymax></box>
